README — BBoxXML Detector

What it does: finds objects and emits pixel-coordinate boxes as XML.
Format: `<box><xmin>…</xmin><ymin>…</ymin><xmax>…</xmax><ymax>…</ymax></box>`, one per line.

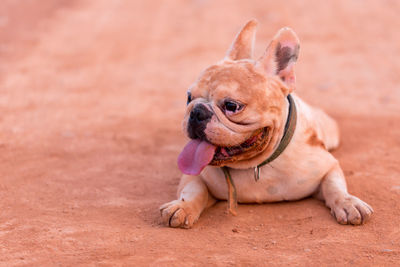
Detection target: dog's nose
<box><xmin>190</xmin><ymin>105</ymin><xmax>212</xmax><ymax>122</ymax></box>
<box><xmin>188</xmin><ymin>104</ymin><xmax>213</xmax><ymax>139</ymax></box>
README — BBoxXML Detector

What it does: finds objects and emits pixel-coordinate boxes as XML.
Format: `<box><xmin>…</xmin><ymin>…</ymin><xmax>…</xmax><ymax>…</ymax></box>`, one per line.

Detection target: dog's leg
<box><xmin>315</xmin><ymin>163</ymin><xmax>373</xmax><ymax>225</ymax></box>
<box><xmin>160</xmin><ymin>175</ymin><xmax>216</xmax><ymax>228</ymax></box>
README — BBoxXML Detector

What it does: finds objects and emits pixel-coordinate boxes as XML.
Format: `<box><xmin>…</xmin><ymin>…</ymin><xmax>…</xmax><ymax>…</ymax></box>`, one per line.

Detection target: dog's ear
<box><xmin>257</xmin><ymin>27</ymin><xmax>300</xmax><ymax>94</ymax></box>
<box><xmin>225</xmin><ymin>19</ymin><xmax>258</xmax><ymax>60</ymax></box>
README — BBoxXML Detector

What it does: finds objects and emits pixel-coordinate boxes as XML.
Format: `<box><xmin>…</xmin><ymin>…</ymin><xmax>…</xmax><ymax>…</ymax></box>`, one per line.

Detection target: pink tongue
<box><xmin>177</xmin><ymin>139</ymin><xmax>216</xmax><ymax>175</ymax></box>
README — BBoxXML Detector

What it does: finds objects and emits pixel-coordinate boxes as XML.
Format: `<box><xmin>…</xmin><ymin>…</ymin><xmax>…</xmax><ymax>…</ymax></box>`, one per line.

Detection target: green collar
<box><xmin>253</xmin><ymin>94</ymin><xmax>297</xmax><ymax>180</ymax></box>
<box><xmin>221</xmin><ymin>94</ymin><xmax>297</xmax><ymax>215</ymax></box>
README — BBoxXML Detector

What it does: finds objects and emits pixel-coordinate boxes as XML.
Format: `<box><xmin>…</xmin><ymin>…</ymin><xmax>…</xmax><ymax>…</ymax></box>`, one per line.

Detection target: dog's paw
<box><xmin>330</xmin><ymin>195</ymin><xmax>374</xmax><ymax>225</ymax></box>
<box><xmin>160</xmin><ymin>200</ymin><xmax>198</xmax><ymax>229</ymax></box>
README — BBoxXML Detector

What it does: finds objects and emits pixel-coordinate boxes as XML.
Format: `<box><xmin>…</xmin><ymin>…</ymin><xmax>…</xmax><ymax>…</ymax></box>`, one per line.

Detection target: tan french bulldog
<box><xmin>160</xmin><ymin>19</ymin><xmax>373</xmax><ymax>228</ymax></box>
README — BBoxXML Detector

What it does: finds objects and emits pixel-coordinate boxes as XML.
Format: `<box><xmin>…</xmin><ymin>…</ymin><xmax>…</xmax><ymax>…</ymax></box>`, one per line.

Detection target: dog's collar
<box><xmin>221</xmin><ymin>94</ymin><xmax>297</xmax><ymax>215</ymax></box>
<box><xmin>254</xmin><ymin>94</ymin><xmax>297</xmax><ymax>180</ymax></box>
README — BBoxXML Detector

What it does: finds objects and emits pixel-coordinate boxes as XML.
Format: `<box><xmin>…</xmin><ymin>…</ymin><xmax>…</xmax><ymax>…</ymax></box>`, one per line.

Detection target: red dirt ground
<box><xmin>0</xmin><ymin>0</ymin><xmax>399</xmax><ymax>265</ymax></box>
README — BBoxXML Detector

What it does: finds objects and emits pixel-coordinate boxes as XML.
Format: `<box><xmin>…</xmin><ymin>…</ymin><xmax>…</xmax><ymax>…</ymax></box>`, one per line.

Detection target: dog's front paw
<box><xmin>160</xmin><ymin>200</ymin><xmax>198</xmax><ymax>228</ymax></box>
<box><xmin>329</xmin><ymin>195</ymin><xmax>373</xmax><ymax>225</ymax></box>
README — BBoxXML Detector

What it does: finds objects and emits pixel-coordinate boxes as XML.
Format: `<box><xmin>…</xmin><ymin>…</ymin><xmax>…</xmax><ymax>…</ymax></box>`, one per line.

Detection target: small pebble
<box><xmin>381</xmin><ymin>249</ymin><xmax>393</xmax><ymax>252</ymax></box>
<box><xmin>232</xmin><ymin>228</ymin><xmax>239</xmax><ymax>233</ymax></box>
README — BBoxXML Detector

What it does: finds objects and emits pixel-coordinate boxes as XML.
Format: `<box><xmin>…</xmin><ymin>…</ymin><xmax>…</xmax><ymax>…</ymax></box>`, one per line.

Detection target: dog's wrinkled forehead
<box><xmin>192</xmin><ymin>60</ymin><xmax>267</xmax><ymax>102</ymax></box>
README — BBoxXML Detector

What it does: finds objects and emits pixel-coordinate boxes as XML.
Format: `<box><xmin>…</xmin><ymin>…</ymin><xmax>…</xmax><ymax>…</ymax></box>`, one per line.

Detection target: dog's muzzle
<box><xmin>187</xmin><ymin>104</ymin><xmax>213</xmax><ymax>140</ymax></box>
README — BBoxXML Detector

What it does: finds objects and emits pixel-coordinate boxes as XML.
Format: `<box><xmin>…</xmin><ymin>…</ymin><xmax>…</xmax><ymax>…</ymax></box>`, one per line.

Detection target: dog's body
<box><xmin>200</xmin><ymin>95</ymin><xmax>338</xmax><ymax>203</ymax></box>
<box><xmin>160</xmin><ymin>20</ymin><xmax>373</xmax><ymax>228</ymax></box>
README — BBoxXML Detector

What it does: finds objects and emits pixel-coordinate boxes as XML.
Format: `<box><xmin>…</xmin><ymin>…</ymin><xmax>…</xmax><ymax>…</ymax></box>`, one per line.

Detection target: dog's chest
<box><xmin>201</xmin><ymin>161</ymin><xmax>327</xmax><ymax>203</ymax></box>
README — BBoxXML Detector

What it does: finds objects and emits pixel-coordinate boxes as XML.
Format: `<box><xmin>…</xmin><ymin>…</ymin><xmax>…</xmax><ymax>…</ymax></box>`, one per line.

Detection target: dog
<box><xmin>160</xmin><ymin>19</ymin><xmax>373</xmax><ymax>228</ymax></box>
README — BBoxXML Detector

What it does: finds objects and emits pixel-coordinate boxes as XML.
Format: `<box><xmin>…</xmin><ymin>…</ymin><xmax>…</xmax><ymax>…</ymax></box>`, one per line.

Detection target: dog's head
<box><xmin>178</xmin><ymin>20</ymin><xmax>300</xmax><ymax>175</ymax></box>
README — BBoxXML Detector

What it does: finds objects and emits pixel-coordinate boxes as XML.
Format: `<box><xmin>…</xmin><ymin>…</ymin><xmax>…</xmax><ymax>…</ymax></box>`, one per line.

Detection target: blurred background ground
<box><xmin>0</xmin><ymin>0</ymin><xmax>399</xmax><ymax>265</ymax></box>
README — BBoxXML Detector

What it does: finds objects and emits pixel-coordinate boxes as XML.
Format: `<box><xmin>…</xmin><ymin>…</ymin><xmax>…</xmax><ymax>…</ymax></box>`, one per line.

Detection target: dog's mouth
<box><xmin>177</xmin><ymin>128</ymin><xmax>269</xmax><ymax>175</ymax></box>
<box><xmin>210</xmin><ymin>128</ymin><xmax>268</xmax><ymax>165</ymax></box>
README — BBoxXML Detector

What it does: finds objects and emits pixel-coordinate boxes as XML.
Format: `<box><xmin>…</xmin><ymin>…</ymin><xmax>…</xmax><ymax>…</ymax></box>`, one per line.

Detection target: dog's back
<box><xmin>293</xmin><ymin>94</ymin><xmax>340</xmax><ymax>151</ymax></box>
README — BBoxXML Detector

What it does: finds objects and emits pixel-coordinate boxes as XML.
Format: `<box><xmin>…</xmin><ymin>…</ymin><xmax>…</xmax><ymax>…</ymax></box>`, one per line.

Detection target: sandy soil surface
<box><xmin>0</xmin><ymin>0</ymin><xmax>399</xmax><ymax>265</ymax></box>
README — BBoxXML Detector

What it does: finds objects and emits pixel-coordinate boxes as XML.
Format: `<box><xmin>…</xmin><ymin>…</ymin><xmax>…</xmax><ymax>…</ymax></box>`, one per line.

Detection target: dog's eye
<box><xmin>187</xmin><ymin>92</ymin><xmax>192</xmax><ymax>105</ymax></box>
<box><xmin>223</xmin><ymin>100</ymin><xmax>244</xmax><ymax>114</ymax></box>
<box><xmin>225</xmin><ymin>101</ymin><xmax>238</xmax><ymax>112</ymax></box>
